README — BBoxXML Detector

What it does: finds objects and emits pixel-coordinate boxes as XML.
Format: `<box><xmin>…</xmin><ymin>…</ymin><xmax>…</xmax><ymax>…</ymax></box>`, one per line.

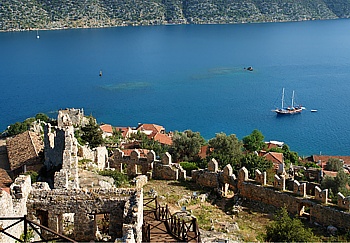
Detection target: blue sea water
<box><xmin>1</xmin><ymin>19</ymin><xmax>350</xmax><ymax>156</ymax></box>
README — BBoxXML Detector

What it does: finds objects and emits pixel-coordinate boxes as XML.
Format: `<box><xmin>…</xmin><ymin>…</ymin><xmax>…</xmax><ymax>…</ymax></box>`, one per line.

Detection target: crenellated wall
<box><xmin>111</xmin><ymin>149</ymin><xmax>185</xmax><ymax>181</ymax></box>
<box><xmin>192</xmin><ymin>164</ymin><xmax>350</xmax><ymax>230</ymax></box>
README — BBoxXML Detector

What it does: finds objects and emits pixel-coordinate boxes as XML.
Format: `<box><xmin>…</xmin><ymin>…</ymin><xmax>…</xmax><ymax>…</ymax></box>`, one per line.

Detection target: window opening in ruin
<box><xmin>95</xmin><ymin>213</ymin><xmax>110</xmax><ymax>237</ymax></box>
<box><xmin>62</xmin><ymin>213</ymin><xmax>75</xmax><ymax>238</ymax></box>
<box><xmin>36</xmin><ymin>210</ymin><xmax>48</xmax><ymax>227</ymax></box>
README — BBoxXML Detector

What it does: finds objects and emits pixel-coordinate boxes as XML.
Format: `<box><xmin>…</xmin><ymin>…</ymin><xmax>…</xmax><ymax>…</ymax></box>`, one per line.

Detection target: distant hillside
<box><xmin>1</xmin><ymin>0</ymin><xmax>350</xmax><ymax>31</ymax></box>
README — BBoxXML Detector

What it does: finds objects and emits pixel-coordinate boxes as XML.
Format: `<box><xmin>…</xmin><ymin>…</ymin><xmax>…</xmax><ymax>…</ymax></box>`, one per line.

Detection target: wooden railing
<box><xmin>0</xmin><ymin>215</ymin><xmax>76</xmax><ymax>242</ymax></box>
<box><xmin>154</xmin><ymin>197</ymin><xmax>201</xmax><ymax>242</ymax></box>
<box><xmin>142</xmin><ymin>222</ymin><xmax>151</xmax><ymax>242</ymax></box>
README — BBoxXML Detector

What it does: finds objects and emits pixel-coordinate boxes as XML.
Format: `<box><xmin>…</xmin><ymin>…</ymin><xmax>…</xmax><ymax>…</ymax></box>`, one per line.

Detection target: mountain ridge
<box><xmin>1</xmin><ymin>0</ymin><xmax>350</xmax><ymax>31</ymax></box>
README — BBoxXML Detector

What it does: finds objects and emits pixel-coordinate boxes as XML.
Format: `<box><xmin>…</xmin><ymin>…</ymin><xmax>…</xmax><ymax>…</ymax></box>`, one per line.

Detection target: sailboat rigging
<box><xmin>273</xmin><ymin>88</ymin><xmax>303</xmax><ymax>115</ymax></box>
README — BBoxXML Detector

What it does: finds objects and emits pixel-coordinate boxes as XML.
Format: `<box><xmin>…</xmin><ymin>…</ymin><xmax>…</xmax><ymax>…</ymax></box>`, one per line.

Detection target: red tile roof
<box><xmin>137</xmin><ymin>124</ymin><xmax>165</xmax><ymax>134</ymax></box>
<box><xmin>313</xmin><ymin>155</ymin><xmax>350</xmax><ymax>168</ymax></box>
<box><xmin>260</xmin><ymin>151</ymin><xmax>284</xmax><ymax>169</ymax></box>
<box><xmin>115</xmin><ymin>127</ymin><xmax>133</xmax><ymax>138</ymax></box>
<box><xmin>151</xmin><ymin>132</ymin><xmax>173</xmax><ymax>146</ymax></box>
<box><xmin>198</xmin><ymin>145</ymin><xmax>208</xmax><ymax>159</ymax></box>
<box><xmin>100</xmin><ymin>124</ymin><xmax>113</xmax><ymax>134</ymax></box>
<box><xmin>122</xmin><ymin>149</ymin><xmax>149</xmax><ymax>158</ymax></box>
<box><xmin>0</xmin><ymin>168</ymin><xmax>12</xmax><ymax>188</ymax></box>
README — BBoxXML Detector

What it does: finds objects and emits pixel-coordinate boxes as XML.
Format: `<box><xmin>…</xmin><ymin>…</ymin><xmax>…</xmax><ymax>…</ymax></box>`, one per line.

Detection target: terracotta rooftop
<box><xmin>6</xmin><ymin>131</ymin><xmax>44</xmax><ymax>171</ymax></box>
<box><xmin>150</xmin><ymin>132</ymin><xmax>173</xmax><ymax>146</ymax></box>
<box><xmin>0</xmin><ymin>168</ymin><xmax>12</xmax><ymax>188</ymax></box>
<box><xmin>100</xmin><ymin>124</ymin><xmax>113</xmax><ymax>134</ymax></box>
<box><xmin>115</xmin><ymin>127</ymin><xmax>134</xmax><ymax>138</ymax></box>
<box><xmin>137</xmin><ymin>124</ymin><xmax>165</xmax><ymax>134</ymax></box>
<box><xmin>313</xmin><ymin>155</ymin><xmax>350</xmax><ymax>169</ymax></box>
<box><xmin>122</xmin><ymin>149</ymin><xmax>150</xmax><ymax>158</ymax></box>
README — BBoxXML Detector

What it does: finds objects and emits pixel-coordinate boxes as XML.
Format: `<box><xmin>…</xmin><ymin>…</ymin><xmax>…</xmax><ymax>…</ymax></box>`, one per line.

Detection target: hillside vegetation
<box><xmin>1</xmin><ymin>0</ymin><xmax>350</xmax><ymax>31</ymax></box>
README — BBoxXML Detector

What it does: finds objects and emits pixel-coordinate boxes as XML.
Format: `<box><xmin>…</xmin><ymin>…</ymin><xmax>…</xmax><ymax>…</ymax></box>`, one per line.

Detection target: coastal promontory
<box><xmin>2</xmin><ymin>0</ymin><xmax>350</xmax><ymax>31</ymax></box>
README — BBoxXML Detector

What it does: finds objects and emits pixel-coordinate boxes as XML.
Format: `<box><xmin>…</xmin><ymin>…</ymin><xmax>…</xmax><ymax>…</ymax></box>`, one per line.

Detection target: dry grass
<box><xmin>143</xmin><ymin>179</ymin><xmax>273</xmax><ymax>242</ymax></box>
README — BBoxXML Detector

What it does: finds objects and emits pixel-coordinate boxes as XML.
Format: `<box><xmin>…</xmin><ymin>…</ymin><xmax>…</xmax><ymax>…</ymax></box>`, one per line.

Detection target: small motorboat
<box><xmin>311</xmin><ymin>109</ymin><xmax>318</xmax><ymax>112</ymax></box>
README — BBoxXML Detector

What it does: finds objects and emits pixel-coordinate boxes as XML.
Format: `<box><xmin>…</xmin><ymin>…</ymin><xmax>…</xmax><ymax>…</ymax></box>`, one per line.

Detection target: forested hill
<box><xmin>1</xmin><ymin>0</ymin><xmax>350</xmax><ymax>31</ymax></box>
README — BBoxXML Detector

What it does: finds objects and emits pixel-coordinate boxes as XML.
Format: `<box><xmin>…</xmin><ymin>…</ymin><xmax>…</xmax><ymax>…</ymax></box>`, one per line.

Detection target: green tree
<box><xmin>80</xmin><ymin>116</ymin><xmax>103</xmax><ymax>149</ymax></box>
<box><xmin>265</xmin><ymin>206</ymin><xmax>316</xmax><ymax>242</ymax></box>
<box><xmin>321</xmin><ymin>169</ymin><xmax>350</xmax><ymax>198</ymax></box>
<box><xmin>239</xmin><ymin>153</ymin><xmax>273</xmax><ymax>177</ymax></box>
<box><xmin>169</xmin><ymin>130</ymin><xmax>206</xmax><ymax>163</ymax></box>
<box><xmin>325</xmin><ymin>158</ymin><xmax>343</xmax><ymax>172</ymax></box>
<box><xmin>242</xmin><ymin>129</ymin><xmax>265</xmax><ymax>152</ymax></box>
<box><xmin>35</xmin><ymin>113</ymin><xmax>49</xmax><ymax>122</ymax></box>
<box><xmin>179</xmin><ymin>162</ymin><xmax>198</xmax><ymax>176</ymax></box>
<box><xmin>207</xmin><ymin>132</ymin><xmax>243</xmax><ymax>169</ymax></box>
<box><xmin>7</xmin><ymin>122</ymin><xmax>27</xmax><ymax>136</ymax></box>
<box><xmin>22</xmin><ymin>171</ymin><xmax>39</xmax><ymax>183</ymax></box>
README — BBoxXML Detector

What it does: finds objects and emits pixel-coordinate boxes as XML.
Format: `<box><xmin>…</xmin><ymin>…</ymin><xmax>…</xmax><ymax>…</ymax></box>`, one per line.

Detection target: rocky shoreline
<box><xmin>1</xmin><ymin>0</ymin><xmax>349</xmax><ymax>32</ymax></box>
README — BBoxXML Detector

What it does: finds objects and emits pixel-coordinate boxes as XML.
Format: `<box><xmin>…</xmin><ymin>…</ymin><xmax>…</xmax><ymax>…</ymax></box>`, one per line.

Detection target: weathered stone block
<box><xmin>161</xmin><ymin>152</ymin><xmax>172</xmax><ymax>165</ymax></box>
<box><xmin>293</xmin><ymin>180</ymin><xmax>306</xmax><ymax>197</ymax></box>
<box><xmin>208</xmin><ymin>158</ymin><xmax>218</xmax><ymax>172</ymax></box>
<box><xmin>223</xmin><ymin>164</ymin><xmax>233</xmax><ymax>183</ymax></box>
<box><xmin>337</xmin><ymin>192</ymin><xmax>350</xmax><ymax>211</ymax></box>
<box><xmin>315</xmin><ymin>186</ymin><xmax>328</xmax><ymax>204</ymax></box>
<box><xmin>255</xmin><ymin>169</ymin><xmax>266</xmax><ymax>186</ymax></box>
<box><xmin>273</xmin><ymin>174</ymin><xmax>285</xmax><ymax>191</ymax></box>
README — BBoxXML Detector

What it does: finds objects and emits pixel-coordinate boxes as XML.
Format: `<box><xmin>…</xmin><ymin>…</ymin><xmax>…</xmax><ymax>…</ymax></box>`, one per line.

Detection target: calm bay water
<box><xmin>1</xmin><ymin>19</ymin><xmax>350</xmax><ymax>156</ymax></box>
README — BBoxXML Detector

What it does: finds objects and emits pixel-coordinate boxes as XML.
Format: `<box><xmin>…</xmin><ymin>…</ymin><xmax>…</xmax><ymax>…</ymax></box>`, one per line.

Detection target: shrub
<box><xmin>22</xmin><ymin>171</ymin><xmax>38</xmax><ymax>183</ymax></box>
<box><xmin>98</xmin><ymin>170</ymin><xmax>128</xmax><ymax>187</ymax></box>
<box><xmin>180</xmin><ymin>162</ymin><xmax>198</xmax><ymax>176</ymax></box>
<box><xmin>265</xmin><ymin>206</ymin><xmax>317</xmax><ymax>242</ymax></box>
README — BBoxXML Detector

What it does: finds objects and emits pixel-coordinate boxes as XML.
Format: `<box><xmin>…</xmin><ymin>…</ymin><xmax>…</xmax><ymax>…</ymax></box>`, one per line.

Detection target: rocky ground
<box><xmin>143</xmin><ymin>179</ymin><xmax>274</xmax><ymax>242</ymax></box>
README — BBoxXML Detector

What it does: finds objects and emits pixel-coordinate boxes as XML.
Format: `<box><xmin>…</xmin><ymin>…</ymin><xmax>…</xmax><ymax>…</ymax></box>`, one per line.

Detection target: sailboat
<box><xmin>273</xmin><ymin>88</ymin><xmax>303</xmax><ymax>115</ymax></box>
<box><xmin>36</xmin><ymin>29</ymin><xmax>40</xmax><ymax>39</ymax></box>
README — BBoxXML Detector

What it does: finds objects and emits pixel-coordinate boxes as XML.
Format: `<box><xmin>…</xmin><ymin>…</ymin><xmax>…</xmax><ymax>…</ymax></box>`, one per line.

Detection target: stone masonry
<box><xmin>27</xmin><ymin>185</ymin><xmax>143</xmax><ymax>242</ymax></box>
<box><xmin>192</xmin><ymin>164</ymin><xmax>350</xmax><ymax>230</ymax></box>
<box><xmin>111</xmin><ymin>149</ymin><xmax>186</xmax><ymax>181</ymax></box>
<box><xmin>0</xmin><ymin>175</ymin><xmax>31</xmax><ymax>243</ymax></box>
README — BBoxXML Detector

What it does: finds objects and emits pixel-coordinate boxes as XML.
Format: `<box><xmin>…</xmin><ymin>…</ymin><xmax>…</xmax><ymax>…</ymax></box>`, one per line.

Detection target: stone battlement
<box><xmin>192</xmin><ymin>164</ymin><xmax>350</xmax><ymax>230</ymax></box>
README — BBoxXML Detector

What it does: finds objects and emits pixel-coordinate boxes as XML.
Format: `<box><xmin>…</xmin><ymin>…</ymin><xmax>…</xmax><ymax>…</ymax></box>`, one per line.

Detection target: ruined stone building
<box><xmin>0</xmin><ymin>108</ymin><xmax>145</xmax><ymax>243</ymax></box>
<box><xmin>6</xmin><ymin>131</ymin><xmax>44</xmax><ymax>177</ymax></box>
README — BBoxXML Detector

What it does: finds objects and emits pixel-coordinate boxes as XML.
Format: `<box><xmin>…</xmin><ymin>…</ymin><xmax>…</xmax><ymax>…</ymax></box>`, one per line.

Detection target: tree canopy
<box><xmin>239</xmin><ymin>153</ymin><xmax>273</xmax><ymax>177</ymax></box>
<box><xmin>207</xmin><ymin>132</ymin><xmax>243</xmax><ymax>169</ymax></box>
<box><xmin>169</xmin><ymin>130</ymin><xmax>206</xmax><ymax>163</ymax></box>
<box><xmin>321</xmin><ymin>169</ymin><xmax>350</xmax><ymax>198</ymax></box>
<box><xmin>265</xmin><ymin>206</ymin><xmax>317</xmax><ymax>242</ymax></box>
<box><xmin>242</xmin><ymin>129</ymin><xmax>265</xmax><ymax>152</ymax></box>
<box><xmin>325</xmin><ymin>158</ymin><xmax>343</xmax><ymax>172</ymax></box>
<box><xmin>80</xmin><ymin>116</ymin><xmax>103</xmax><ymax>149</ymax></box>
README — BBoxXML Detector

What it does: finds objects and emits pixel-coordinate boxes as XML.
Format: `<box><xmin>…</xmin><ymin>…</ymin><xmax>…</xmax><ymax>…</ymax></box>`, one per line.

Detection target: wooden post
<box><xmin>182</xmin><ymin>220</ymin><xmax>185</xmax><ymax>241</ymax></box>
<box><xmin>24</xmin><ymin>215</ymin><xmax>28</xmax><ymax>242</ymax></box>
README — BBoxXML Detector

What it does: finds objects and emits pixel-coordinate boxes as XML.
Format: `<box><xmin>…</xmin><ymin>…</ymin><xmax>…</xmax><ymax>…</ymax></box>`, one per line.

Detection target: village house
<box><xmin>100</xmin><ymin>124</ymin><xmax>114</xmax><ymax>138</ymax></box>
<box><xmin>6</xmin><ymin>131</ymin><xmax>44</xmax><ymax>177</ymax></box>
<box><xmin>115</xmin><ymin>126</ymin><xmax>135</xmax><ymax>138</ymax></box>
<box><xmin>137</xmin><ymin>123</ymin><xmax>173</xmax><ymax>146</ymax></box>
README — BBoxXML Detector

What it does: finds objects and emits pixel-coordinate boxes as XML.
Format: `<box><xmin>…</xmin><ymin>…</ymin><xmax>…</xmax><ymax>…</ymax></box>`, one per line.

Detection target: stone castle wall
<box><xmin>27</xmin><ymin>185</ymin><xmax>143</xmax><ymax>242</ymax></box>
<box><xmin>111</xmin><ymin>149</ymin><xmax>185</xmax><ymax>181</ymax></box>
<box><xmin>192</xmin><ymin>163</ymin><xmax>350</xmax><ymax>230</ymax></box>
<box><xmin>0</xmin><ymin>175</ymin><xmax>31</xmax><ymax>243</ymax></box>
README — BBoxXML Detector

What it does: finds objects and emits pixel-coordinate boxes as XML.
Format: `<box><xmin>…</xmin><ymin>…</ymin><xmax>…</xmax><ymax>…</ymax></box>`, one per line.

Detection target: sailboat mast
<box><xmin>281</xmin><ymin>88</ymin><xmax>285</xmax><ymax>109</ymax></box>
<box><xmin>292</xmin><ymin>90</ymin><xmax>295</xmax><ymax>107</ymax></box>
